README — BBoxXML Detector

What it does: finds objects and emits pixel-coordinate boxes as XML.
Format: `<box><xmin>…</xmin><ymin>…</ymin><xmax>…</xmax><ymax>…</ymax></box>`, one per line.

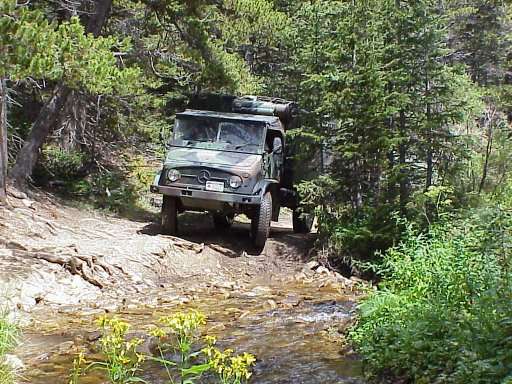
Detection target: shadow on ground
<box><xmin>140</xmin><ymin>211</ymin><xmax>316</xmax><ymax>260</ymax></box>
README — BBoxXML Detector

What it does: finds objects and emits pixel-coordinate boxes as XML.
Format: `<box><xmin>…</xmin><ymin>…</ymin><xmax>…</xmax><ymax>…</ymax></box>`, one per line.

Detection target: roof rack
<box><xmin>187</xmin><ymin>94</ymin><xmax>299</xmax><ymax>129</ymax></box>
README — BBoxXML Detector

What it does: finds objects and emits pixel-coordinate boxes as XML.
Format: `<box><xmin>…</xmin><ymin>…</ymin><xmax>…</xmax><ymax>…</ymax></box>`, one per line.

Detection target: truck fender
<box><xmin>252</xmin><ymin>179</ymin><xmax>279</xmax><ymax>198</ymax></box>
<box><xmin>252</xmin><ymin>180</ymin><xmax>280</xmax><ymax>221</ymax></box>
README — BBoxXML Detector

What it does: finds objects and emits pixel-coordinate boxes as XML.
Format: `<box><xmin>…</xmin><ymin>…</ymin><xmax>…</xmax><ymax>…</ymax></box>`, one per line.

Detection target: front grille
<box><xmin>173</xmin><ymin>167</ymin><xmax>234</xmax><ymax>188</ymax></box>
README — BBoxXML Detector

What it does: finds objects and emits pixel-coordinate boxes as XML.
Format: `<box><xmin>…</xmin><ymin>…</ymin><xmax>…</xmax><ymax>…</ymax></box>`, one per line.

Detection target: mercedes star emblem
<box><xmin>197</xmin><ymin>170</ymin><xmax>211</xmax><ymax>184</ymax></box>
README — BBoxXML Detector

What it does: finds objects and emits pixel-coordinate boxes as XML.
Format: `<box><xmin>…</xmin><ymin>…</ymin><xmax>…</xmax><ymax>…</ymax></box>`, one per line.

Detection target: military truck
<box><xmin>150</xmin><ymin>95</ymin><xmax>313</xmax><ymax>251</ymax></box>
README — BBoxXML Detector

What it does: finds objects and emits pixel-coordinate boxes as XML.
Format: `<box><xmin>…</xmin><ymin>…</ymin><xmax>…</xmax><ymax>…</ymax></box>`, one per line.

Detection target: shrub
<box><xmin>350</xmin><ymin>207</ymin><xmax>512</xmax><ymax>383</ymax></box>
<box><xmin>38</xmin><ymin>145</ymin><xmax>88</xmax><ymax>181</ymax></box>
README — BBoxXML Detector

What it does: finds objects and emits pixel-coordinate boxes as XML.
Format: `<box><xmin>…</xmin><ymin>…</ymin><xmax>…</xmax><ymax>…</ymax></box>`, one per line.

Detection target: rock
<box><xmin>294</xmin><ymin>272</ymin><xmax>311</xmax><ymax>281</ymax></box>
<box><xmin>334</xmin><ymin>272</ymin><xmax>352</xmax><ymax>285</ymax></box>
<box><xmin>304</xmin><ymin>260</ymin><xmax>320</xmax><ymax>270</ymax></box>
<box><xmin>4</xmin><ymin>354</ymin><xmax>24</xmax><ymax>371</ymax></box>
<box><xmin>6</xmin><ymin>241</ymin><xmax>28</xmax><ymax>251</ymax></box>
<box><xmin>9</xmin><ymin>189</ymin><xmax>28</xmax><ymax>200</ymax></box>
<box><xmin>282</xmin><ymin>294</ymin><xmax>302</xmax><ymax>308</ymax></box>
<box><xmin>245</xmin><ymin>286</ymin><xmax>272</xmax><ymax>297</ymax></box>
<box><xmin>315</xmin><ymin>266</ymin><xmax>330</xmax><ymax>275</ymax></box>
<box><xmin>22</xmin><ymin>199</ymin><xmax>35</xmax><ymax>208</ymax></box>
<box><xmin>265</xmin><ymin>299</ymin><xmax>278</xmax><ymax>310</ymax></box>
<box><xmin>350</xmin><ymin>276</ymin><xmax>367</xmax><ymax>285</ymax></box>
<box><xmin>86</xmin><ymin>331</ymin><xmax>101</xmax><ymax>343</ymax></box>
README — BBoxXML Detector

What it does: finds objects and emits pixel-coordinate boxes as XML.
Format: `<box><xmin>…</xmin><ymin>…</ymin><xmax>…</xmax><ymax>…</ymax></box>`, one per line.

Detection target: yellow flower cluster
<box><xmin>158</xmin><ymin>310</ymin><xmax>207</xmax><ymax>336</ymax></box>
<box><xmin>95</xmin><ymin>316</ymin><xmax>145</xmax><ymax>364</ymax></box>
<box><xmin>202</xmin><ymin>338</ymin><xmax>256</xmax><ymax>384</ymax></box>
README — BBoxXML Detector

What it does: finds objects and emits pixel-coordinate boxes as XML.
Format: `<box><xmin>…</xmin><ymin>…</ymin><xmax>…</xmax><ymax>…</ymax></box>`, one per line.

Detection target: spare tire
<box><xmin>293</xmin><ymin>210</ymin><xmax>314</xmax><ymax>234</ymax></box>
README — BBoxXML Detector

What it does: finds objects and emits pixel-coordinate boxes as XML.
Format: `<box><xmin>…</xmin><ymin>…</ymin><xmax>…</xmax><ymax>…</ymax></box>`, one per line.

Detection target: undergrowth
<box><xmin>0</xmin><ymin>313</ymin><xmax>19</xmax><ymax>384</ymax></box>
<box><xmin>350</xmin><ymin>205</ymin><xmax>512</xmax><ymax>383</ymax></box>
<box><xmin>35</xmin><ymin>145</ymin><xmax>157</xmax><ymax>218</ymax></box>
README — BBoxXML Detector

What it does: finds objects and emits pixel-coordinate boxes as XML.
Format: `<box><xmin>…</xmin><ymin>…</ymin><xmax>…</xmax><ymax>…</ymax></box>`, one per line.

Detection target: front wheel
<box><xmin>251</xmin><ymin>192</ymin><xmax>272</xmax><ymax>252</ymax></box>
<box><xmin>161</xmin><ymin>195</ymin><xmax>178</xmax><ymax>235</ymax></box>
<box><xmin>293</xmin><ymin>209</ymin><xmax>314</xmax><ymax>234</ymax></box>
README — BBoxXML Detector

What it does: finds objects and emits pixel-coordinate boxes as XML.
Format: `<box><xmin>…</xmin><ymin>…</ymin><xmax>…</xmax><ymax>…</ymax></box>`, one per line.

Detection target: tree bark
<box><xmin>57</xmin><ymin>0</ymin><xmax>113</xmax><ymax>151</ymax></box>
<box><xmin>86</xmin><ymin>0</ymin><xmax>113</xmax><ymax>37</ymax></box>
<box><xmin>479</xmin><ymin>119</ymin><xmax>494</xmax><ymax>194</ymax></box>
<box><xmin>9</xmin><ymin>0</ymin><xmax>113</xmax><ymax>185</ymax></box>
<box><xmin>9</xmin><ymin>86</ymin><xmax>72</xmax><ymax>185</ymax></box>
<box><xmin>399</xmin><ymin>110</ymin><xmax>408</xmax><ymax>215</ymax></box>
<box><xmin>0</xmin><ymin>78</ymin><xmax>8</xmax><ymax>203</ymax></box>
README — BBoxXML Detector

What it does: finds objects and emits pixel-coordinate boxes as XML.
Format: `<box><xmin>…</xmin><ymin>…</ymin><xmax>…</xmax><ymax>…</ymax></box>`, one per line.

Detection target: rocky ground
<box><xmin>0</xmin><ymin>188</ymin><xmax>367</xmax><ymax>383</ymax></box>
<box><xmin>0</xmin><ymin>187</ymin><xmax>357</xmax><ymax>319</ymax></box>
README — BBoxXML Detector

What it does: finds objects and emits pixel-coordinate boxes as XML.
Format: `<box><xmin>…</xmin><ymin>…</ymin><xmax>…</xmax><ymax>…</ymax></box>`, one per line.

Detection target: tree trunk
<box><xmin>479</xmin><ymin>123</ymin><xmax>493</xmax><ymax>194</ymax></box>
<box><xmin>425</xmin><ymin>76</ymin><xmax>433</xmax><ymax>190</ymax></box>
<box><xmin>57</xmin><ymin>0</ymin><xmax>113</xmax><ymax>151</ymax></box>
<box><xmin>86</xmin><ymin>0</ymin><xmax>113</xmax><ymax>37</ymax></box>
<box><xmin>58</xmin><ymin>90</ymin><xmax>87</xmax><ymax>151</ymax></box>
<box><xmin>9</xmin><ymin>86</ymin><xmax>72</xmax><ymax>186</ymax></box>
<box><xmin>399</xmin><ymin>110</ymin><xmax>408</xmax><ymax>215</ymax></box>
<box><xmin>0</xmin><ymin>78</ymin><xmax>8</xmax><ymax>203</ymax></box>
<box><xmin>9</xmin><ymin>0</ymin><xmax>113</xmax><ymax>185</ymax></box>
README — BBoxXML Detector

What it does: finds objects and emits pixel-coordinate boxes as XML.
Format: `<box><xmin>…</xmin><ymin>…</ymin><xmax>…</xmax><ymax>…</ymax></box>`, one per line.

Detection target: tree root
<box><xmin>164</xmin><ymin>236</ymin><xmax>205</xmax><ymax>253</ymax></box>
<box><xmin>12</xmin><ymin>249</ymin><xmax>106</xmax><ymax>288</ymax></box>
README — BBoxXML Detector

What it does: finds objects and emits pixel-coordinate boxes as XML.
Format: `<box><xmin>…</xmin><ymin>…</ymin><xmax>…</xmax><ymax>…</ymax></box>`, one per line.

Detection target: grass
<box><xmin>0</xmin><ymin>314</ymin><xmax>19</xmax><ymax>384</ymax></box>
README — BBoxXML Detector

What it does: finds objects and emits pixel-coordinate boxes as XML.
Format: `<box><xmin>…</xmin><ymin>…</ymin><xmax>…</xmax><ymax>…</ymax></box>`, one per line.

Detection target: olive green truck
<box><xmin>150</xmin><ymin>95</ymin><xmax>313</xmax><ymax>252</ymax></box>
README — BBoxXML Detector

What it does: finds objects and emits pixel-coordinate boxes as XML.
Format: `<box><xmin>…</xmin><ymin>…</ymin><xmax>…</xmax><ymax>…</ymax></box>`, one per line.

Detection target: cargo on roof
<box><xmin>186</xmin><ymin>94</ymin><xmax>299</xmax><ymax>129</ymax></box>
<box><xmin>177</xmin><ymin>109</ymin><xmax>281</xmax><ymax>124</ymax></box>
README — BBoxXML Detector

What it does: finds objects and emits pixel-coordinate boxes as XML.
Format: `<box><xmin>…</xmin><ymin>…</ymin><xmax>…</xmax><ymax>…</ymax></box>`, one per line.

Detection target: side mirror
<box><xmin>273</xmin><ymin>137</ymin><xmax>283</xmax><ymax>154</ymax></box>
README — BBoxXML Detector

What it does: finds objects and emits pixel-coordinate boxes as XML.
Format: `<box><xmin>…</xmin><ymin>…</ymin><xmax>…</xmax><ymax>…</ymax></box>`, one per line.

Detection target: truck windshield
<box><xmin>172</xmin><ymin>117</ymin><xmax>265</xmax><ymax>154</ymax></box>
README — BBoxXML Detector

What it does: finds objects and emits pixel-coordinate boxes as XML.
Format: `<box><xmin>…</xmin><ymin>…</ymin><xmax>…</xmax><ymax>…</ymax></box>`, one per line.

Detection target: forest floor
<box><xmin>0</xmin><ymin>187</ymin><xmax>356</xmax><ymax>318</ymax></box>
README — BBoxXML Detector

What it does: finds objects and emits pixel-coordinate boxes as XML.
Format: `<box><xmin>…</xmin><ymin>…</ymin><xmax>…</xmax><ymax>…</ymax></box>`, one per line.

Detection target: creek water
<box><xmin>18</xmin><ymin>279</ymin><xmax>364</xmax><ymax>384</ymax></box>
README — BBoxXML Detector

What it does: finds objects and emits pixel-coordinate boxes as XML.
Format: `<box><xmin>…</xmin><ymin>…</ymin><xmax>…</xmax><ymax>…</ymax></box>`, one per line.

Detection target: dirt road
<box><xmin>0</xmin><ymin>190</ymin><xmax>347</xmax><ymax>316</ymax></box>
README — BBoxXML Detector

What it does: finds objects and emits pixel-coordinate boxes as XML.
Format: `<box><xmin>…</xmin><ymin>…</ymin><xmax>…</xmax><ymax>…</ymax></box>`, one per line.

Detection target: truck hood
<box><xmin>165</xmin><ymin>147</ymin><xmax>261</xmax><ymax>169</ymax></box>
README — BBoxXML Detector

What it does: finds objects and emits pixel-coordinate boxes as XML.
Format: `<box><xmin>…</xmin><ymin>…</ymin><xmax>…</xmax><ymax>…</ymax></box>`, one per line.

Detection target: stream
<box><xmin>17</xmin><ymin>278</ymin><xmax>364</xmax><ymax>384</ymax></box>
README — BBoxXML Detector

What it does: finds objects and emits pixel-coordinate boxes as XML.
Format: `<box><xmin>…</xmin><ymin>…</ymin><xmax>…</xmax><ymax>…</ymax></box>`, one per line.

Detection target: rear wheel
<box><xmin>251</xmin><ymin>192</ymin><xmax>272</xmax><ymax>252</ymax></box>
<box><xmin>293</xmin><ymin>209</ymin><xmax>314</xmax><ymax>234</ymax></box>
<box><xmin>161</xmin><ymin>195</ymin><xmax>178</xmax><ymax>235</ymax></box>
<box><xmin>213</xmin><ymin>213</ymin><xmax>234</xmax><ymax>230</ymax></box>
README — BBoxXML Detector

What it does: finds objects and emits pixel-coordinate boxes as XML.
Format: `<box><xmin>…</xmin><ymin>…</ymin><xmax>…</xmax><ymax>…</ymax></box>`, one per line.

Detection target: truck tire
<box><xmin>213</xmin><ymin>213</ymin><xmax>234</xmax><ymax>230</ymax></box>
<box><xmin>293</xmin><ymin>210</ymin><xmax>314</xmax><ymax>234</ymax></box>
<box><xmin>251</xmin><ymin>192</ymin><xmax>272</xmax><ymax>251</ymax></box>
<box><xmin>161</xmin><ymin>195</ymin><xmax>178</xmax><ymax>235</ymax></box>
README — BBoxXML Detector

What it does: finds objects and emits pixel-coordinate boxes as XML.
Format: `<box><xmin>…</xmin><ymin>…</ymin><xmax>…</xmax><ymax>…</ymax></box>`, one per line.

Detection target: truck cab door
<box><xmin>264</xmin><ymin>130</ymin><xmax>284</xmax><ymax>182</ymax></box>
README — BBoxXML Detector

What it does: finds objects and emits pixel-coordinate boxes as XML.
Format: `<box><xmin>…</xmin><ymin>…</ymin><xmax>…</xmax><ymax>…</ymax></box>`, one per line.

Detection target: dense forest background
<box><xmin>1</xmin><ymin>0</ymin><xmax>512</xmax><ymax>382</ymax></box>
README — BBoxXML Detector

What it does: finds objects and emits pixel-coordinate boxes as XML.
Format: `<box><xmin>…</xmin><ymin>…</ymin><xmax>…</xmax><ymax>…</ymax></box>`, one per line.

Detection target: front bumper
<box><xmin>150</xmin><ymin>184</ymin><xmax>261</xmax><ymax>205</ymax></box>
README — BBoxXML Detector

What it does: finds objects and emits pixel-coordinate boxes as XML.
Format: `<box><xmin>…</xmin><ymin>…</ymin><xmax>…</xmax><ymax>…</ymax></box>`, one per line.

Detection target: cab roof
<box><xmin>177</xmin><ymin>109</ymin><xmax>283</xmax><ymax>130</ymax></box>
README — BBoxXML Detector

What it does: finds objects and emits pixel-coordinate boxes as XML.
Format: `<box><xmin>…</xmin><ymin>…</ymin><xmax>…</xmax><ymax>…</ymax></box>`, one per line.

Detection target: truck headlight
<box><xmin>229</xmin><ymin>175</ymin><xmax>243</xmax><ymax>189</ymax></box>
<box><xmin>167</xmin><ymin>169</ymin><xmax>181</xmax><ymax>182</ymax></box>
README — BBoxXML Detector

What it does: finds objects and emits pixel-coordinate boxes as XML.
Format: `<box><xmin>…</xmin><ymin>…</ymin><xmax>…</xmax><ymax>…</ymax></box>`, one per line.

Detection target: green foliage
<box><xmin>350</xmin><ymin>206</ymin><xmax>512</xmax><ymax>383</ymax></box>
<box><xmin>38</xmin><ymin>145</ymin><xmax>88</xmax><ymax>181</ymax></box>
<box><xmin>70</xmin><ymin>316</ymin><xmax>145</xmax><ymax>384</ymax></box>
<box><xmin>0</xmin><ymin>313</ymin><xmax>19</xmax><ymax>384</ymax></box>
<box><xmin>71</xmin><ymin>311</ymin><xmax>256</xmax><ymax>384</ymax></box>
<box><xmin>1</xmin><ymin>0</ymin><xmax>140</xmax><ymax>94</ymax></box>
